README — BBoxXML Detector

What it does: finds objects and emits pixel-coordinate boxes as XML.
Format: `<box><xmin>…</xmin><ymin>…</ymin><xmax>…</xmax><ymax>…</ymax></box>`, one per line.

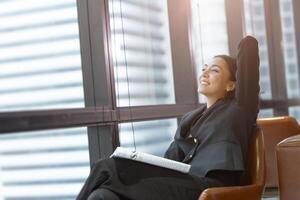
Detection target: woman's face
<box><xmin>198</xmin><ymin>57</ymin><xmax>236</xmax><ymax>99</ymax></box>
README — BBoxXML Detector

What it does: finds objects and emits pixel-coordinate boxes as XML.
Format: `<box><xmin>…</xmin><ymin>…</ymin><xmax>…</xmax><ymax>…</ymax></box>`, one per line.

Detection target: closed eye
<box><xmin>211</xmin><ymin>65</ymin><xmax>221</xmax><ymax>73</ymax></box>
<box><xmin>202</xmin><ymin>64</ymin><xmax>208</xmax><ymax>71</ymax></box>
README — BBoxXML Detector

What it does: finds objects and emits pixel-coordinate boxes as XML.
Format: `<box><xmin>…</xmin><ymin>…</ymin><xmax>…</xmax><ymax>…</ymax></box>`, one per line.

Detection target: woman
<box><xmin>77</xmin><ymin>36</ymin><xmax>260</xmax><ymax>200</ymax></box>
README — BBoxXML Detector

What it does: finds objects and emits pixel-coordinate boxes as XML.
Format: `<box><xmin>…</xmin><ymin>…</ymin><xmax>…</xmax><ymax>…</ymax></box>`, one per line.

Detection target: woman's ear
<box><xmin>226</xmin><ymin>81</ymin><xmax>236</xmax><ymax>92</ymax></box>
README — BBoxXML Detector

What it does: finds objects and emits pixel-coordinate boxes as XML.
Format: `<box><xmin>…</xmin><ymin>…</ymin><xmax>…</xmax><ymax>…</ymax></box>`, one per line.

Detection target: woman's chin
<box><xmin>198</xmin><ymin>88</ymin><xmax>207</xmax><ymax>96</ymax></box>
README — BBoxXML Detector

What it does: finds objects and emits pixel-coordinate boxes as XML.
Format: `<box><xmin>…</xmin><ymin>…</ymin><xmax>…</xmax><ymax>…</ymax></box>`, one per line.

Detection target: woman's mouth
<box><xmin>200</xmin><ymin>80</ymin><xmax>209</xmax><ymax>85</ymax></box>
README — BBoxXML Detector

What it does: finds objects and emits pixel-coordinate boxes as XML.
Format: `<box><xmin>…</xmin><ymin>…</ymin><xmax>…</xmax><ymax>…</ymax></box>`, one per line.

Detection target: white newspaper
<box><xmin>110</xmin><ymin>147</ymin><xmax>191</xmax><ymax>173</ymax></box>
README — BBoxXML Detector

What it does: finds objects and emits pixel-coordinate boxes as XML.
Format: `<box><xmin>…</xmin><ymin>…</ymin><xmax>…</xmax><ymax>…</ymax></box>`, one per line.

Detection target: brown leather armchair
<box><xmin>276</xmin><ymin>134</ymin><xmax>300</xmax><ymax>200</ymax></box>
<box><xmin>198</xmin><ymin>128</ymin><xmax>265</xmax><ymax>200</ymax></box>
<box><xmin>257</xmin><ymin>116</ymin><xmax>300</xmax><ymax>192</ymax></box>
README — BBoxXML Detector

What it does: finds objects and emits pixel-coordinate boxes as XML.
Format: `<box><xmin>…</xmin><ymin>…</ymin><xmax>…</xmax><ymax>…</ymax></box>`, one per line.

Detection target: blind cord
<box><xmin>119</xmin><ymin>0</ymin><xmax>137</xmax><ymax>151</ymax></box>
<box><xmin>112</xmin><ymin>0</ymin><xmax>121</xmax><ymax>124</ymax></box>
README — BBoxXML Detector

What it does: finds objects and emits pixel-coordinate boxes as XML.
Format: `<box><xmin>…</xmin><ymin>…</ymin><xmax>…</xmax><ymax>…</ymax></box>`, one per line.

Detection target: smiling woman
<box><xmin>76</xmin><ymin>36</ymin><xmax>260</xmax><ymax>200</ymax></box>
<box><xmin>198</xmin><ymin>55</ymin><xmax>237</xmax><ymax>108</ymax></box>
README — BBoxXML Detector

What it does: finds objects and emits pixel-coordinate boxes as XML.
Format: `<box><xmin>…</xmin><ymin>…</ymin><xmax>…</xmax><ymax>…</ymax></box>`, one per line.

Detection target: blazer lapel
<box><xmin>189</xmin><ymin>99</ymin><xmax>225</xmax><ymax>135</ymax></box>
<box><xmin>175</xmin><ymin>105</ymin><xmax>206</xmax><ymax>139</ymax></box>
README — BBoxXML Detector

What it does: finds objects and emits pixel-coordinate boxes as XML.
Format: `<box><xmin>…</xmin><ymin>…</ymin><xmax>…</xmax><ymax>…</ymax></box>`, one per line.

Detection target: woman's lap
<box><xmin>77</xmin><ymin>158</ymin><xmax>223</xmax><ymax>200</ymax></box>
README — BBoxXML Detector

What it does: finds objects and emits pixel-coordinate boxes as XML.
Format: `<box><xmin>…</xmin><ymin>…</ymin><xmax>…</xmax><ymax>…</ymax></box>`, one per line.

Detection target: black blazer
<box><xmin>164</xmin><ymin>36</ymin><xmax>260</xmax><ymax>178</ymax></box>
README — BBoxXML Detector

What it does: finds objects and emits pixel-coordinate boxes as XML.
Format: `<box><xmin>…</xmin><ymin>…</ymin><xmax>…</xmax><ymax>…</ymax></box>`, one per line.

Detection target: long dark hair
<box><xmin>214</xmin><ymin>55</ymin><xmax>237</xmax><ymax>99</ymax></box>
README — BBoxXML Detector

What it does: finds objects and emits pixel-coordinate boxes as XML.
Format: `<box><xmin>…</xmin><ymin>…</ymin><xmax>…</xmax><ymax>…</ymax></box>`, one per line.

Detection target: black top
<box><xmin>164</xmin><ymin>36</ymin><xmax>260</xmax><ymax>184</ymax></box>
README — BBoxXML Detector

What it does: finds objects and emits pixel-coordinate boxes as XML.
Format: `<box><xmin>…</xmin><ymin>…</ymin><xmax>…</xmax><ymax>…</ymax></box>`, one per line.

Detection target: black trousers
<box><xmin>77</xmin><ymin>158</ymin><xmax>224</xmax><ymax>200</ymax></box>
<box><xmin>87</xmin><ymin>188</ymin><xmax>121</xmax><ymax>200</ymax></box>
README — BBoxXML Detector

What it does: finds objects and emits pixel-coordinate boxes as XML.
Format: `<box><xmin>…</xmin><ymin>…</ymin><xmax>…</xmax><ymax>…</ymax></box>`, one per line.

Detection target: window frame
<box><xmin>0</xmin><ymin>0</ymin><xmax>199</xmax><ymax>165</ymax></box>
<box><xmin>1</xmin><ymin>0</ymin><xmax>300</xmax><ymax>166</ymax></box>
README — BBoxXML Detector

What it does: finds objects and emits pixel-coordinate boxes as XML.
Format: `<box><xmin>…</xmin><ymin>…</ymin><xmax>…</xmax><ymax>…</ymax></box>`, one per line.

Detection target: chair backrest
<box><xmin>257</xmin><ymin>116</ymin><xmax>299</xmax><ymax>188</ymax></box>
<box><xmin>276</xmin><ymin>134</ymin><xmax>300</xmax><ymax>200</ymax></box>
<box><xmin>241</xmin><ymin>127</ymin><xmax>265</xmax><ymax>188</ymax></box>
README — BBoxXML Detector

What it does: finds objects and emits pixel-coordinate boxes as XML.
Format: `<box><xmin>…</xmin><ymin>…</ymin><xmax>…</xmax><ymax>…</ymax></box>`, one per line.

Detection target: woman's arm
<box><xmin>235</xmin><ymin>36</ymin><xmax>260</xmax><ymax>113</ymax></box>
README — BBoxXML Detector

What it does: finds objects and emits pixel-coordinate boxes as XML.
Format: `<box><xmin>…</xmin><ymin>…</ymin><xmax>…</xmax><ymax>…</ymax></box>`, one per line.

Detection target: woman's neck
<box><xmin>206</xmin><ymin>96</ymin><xmax>222</xmax><ymax>108</ymax></box>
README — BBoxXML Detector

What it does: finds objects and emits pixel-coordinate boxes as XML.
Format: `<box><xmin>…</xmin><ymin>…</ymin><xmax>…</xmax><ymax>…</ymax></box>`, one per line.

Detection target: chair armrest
<box><xmin>198</xmin><ymin>185</ymin><xmax>263</xmax><ymax>200</ymax></box>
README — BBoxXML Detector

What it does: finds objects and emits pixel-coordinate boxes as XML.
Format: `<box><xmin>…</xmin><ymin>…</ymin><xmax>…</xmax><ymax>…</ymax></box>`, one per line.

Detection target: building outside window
<box><xmin>244</xmin><ymin>0</ymin><xmax>274</xmax><ymax>118</ymax></box>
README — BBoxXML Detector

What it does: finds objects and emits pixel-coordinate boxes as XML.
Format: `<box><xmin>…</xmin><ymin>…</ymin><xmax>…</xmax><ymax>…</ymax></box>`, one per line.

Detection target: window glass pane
<box><xmin>191</xmin><ymin>0</ymin><xmax>229</xmax><ymax>103</ymax></box>
<box><xmin>279</xmin><ymin>0</ymin><xmax>300</xmax><ymax>98</ymax></box>
<box><xmin>109</xmin><ymin>0</ymin><xmax>175</xmax><ymax>107</ymax></box>
<box><xmin>289</xmin><ymin>106</ymin><xmax>300</xmax><ymax>122</ymax></box>
<box><xmin>244</xmin><ymin>0</ymin><xmax>272</xmax><ymax>99</ymax></box>
<box><xmin>0</xmin><ymin>0</ymin><xmax>84</xmax><ymax>112</ymax></box>
<box><xmin>258</xmin><ymin>108</ymin><xmax>274</xmax><ymax>118</ymax></box>
<box><xmin>119</xmin><ymin>118</ymin><xmax>177</xmax><ymax>156</ymax></box>
<box><xmin>0</xmin><ymin>127</ymin><xmax>89</xmax><ymax>199</ymax></box>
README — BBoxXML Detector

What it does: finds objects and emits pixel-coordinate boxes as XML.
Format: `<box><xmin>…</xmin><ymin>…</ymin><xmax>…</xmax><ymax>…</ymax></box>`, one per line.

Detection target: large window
<box><xmin>244</xmin><ymin>0</ymin><xmax>300</xmax><ymax>120</ymax></box>
<box><xmin>0</xmin><ymin>0</ymin><xmax>84</xmax><ymax>111</ymax></box>
<box><xmin>0</xmin><ymin>1</ymin><xmax>197</xmax><ymax>199</ymax></box>
<box><xmin>0</xmin><ymin>1</ymin><xmax>89</xmax><ymax>199</ymax></box>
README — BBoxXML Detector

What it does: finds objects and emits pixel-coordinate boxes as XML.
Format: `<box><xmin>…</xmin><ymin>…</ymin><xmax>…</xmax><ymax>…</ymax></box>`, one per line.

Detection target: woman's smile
<box><xmin>200</xmin><ymin>79</ymin><xmax>210</xmax><ymax>86</ymax></box>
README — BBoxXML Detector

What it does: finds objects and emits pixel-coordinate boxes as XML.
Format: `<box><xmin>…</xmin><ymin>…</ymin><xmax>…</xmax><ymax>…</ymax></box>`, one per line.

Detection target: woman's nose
<box><xmin>201</xmin><ymin>69</ymin><xmax>209</xmax><ymax>77</ymax></box>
